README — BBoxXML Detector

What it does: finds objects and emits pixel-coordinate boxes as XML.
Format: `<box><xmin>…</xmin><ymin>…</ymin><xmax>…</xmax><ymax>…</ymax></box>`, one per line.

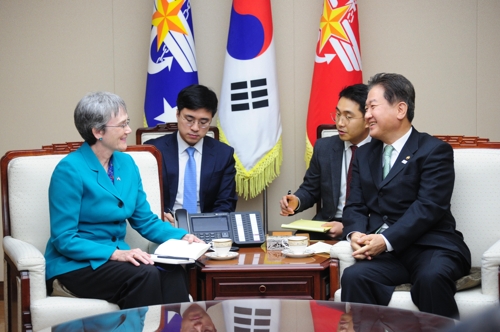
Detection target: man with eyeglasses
<box><xmin>279</xmin><ymin>84</ymin><xmax>370</xmax><ymax>240</ymax></box>
<box><xmin>146</xmin><ymin>84</ymin><xmax>237</xmax><ymax>224</ymax></box>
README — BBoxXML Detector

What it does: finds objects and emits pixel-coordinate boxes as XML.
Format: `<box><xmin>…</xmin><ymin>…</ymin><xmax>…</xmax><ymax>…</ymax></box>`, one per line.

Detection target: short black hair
<box><xmin>368</xmin><ymin>73</ymin><xmax>415</xmax><ymax>122</ymax></box>
<box><xmin>176</xmin><ymin>84</ymin><xmax>218</xmax><ymax>117</ymax></box>
<box><xmin>338</xmin><ymin>84</ymin><xmax>369</xmax><ymax>115</ymax></box>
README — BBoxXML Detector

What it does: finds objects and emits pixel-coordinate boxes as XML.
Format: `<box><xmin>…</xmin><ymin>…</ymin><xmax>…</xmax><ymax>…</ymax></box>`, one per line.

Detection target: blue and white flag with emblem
<box><xmin>144</xmin><ymin>0</ymin><xmax>198</xmax><ymax>127</ymax></box>
<box><xmin>218</xmin><ymin>0</ymin><xmax>283</xmax><ymax>200</ymax></box>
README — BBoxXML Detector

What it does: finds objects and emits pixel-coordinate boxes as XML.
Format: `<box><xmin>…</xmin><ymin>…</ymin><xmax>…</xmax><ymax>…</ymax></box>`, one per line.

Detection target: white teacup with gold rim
<box><xmin>209</xmin><ymin>238</ymin><xmax>232</xmax><ymax>257</ymax></box>
<box><xmin>285</xmin><ymin>235</ymin><xmax>308</xmax><ymax>254</ymax></box>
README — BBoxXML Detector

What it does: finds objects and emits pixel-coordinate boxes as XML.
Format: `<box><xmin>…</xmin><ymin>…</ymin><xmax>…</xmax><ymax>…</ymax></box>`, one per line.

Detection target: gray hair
<box><xmin>74</xmin><ymin>91</ymin><xmax>127</xmax><ymax>145</ymax></box>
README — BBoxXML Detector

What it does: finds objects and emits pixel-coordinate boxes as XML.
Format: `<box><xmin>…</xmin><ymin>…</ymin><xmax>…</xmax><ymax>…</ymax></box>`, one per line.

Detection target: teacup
<box><xmin>285</xmin><ymin>235</ymin><xmax>308</xmax><ymax>254</ymax></box>
<box><xmin>209</xmin><ymin>238</ymin><xmax>232</xmax><ymax>257</ymax></box>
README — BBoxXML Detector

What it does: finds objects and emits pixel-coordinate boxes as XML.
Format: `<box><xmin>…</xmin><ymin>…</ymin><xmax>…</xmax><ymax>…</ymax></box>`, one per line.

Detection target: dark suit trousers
<box><xmin>51</xmin><ymin>261</ymin><xmax>189</xmax><ymax>309</ymax></box>
<box><xmin>341</xmin><ymin>245</ymin><xmax>469</xmax><ymax>319</ymax></box>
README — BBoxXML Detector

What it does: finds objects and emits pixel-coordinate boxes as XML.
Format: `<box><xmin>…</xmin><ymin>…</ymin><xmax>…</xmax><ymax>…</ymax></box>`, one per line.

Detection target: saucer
<box><xmin>282</xmin><ymin>248</ymin><xmax>315</xmax><ymax>258</ymax></box>
<box><xmin>205</xmin><ymin>251</ymin><xmax>239</xmax><ymax>260</ymax></box>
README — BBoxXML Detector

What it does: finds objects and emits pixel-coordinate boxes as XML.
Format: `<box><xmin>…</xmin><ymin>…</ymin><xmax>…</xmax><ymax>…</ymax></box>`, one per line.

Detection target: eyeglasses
<box><xmin>180</xmin><ymin>114</ymin><xmax>210</xmax><ymax>129</ymax></box>
<box><xmin>331</xmin><ymin>112</ymin><xmax>364</xmax><ymax>124</ymax></box>
<box><xmin>105</xmin><ymin>119</ymin><xmax>130</xmax><ymax>129</ymax></box>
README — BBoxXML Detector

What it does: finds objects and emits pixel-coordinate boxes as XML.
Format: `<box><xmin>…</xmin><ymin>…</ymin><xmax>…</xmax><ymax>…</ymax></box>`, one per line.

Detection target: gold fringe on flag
<box><xmin>218</xmin><ymin>122</ymin><xmax>283</xmax><ymax>200</ymax></box>
<box><xmin>304</xmin><ymin>135</ymin><xmax>314</xmax><ymax>169</ymax></box>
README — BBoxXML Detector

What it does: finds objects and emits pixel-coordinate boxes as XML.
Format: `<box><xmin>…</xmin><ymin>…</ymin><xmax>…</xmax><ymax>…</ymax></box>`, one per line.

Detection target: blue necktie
<box><xmin>183</xmin><ymin>147</ymin><xmax>197</xmax><ymax>213</ymax></box>
<box><xmin>383</xmin><ymin>145</ymin><xmax>394</xmax><ymax>179</ymax></box>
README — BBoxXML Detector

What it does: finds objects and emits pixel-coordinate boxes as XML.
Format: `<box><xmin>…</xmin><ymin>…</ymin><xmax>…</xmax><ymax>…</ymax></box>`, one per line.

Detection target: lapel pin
<box><xmin>406</xmin><ymin>156</ymin><xmax>410</xmax><ymax>160</ymax></box>
<box><xmin>117</xmin><ymin>177</ymin><xmax>121</xmax><ymax>181</ymax></box>
<box><xmin>402</xmin><ymin>160</ymin><xmax>407</xmax><ymax>164</ymax></box>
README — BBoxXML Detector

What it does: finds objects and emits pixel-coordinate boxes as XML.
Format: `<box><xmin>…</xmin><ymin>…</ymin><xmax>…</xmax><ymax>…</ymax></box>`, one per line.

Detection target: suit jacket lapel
<box><xmin>368</xmin><ymin>140</ymin><xmax>384</xmax><ymax>189</ymax></box>
<box><xmin>380</xmin><ymin>128</ymin><xmax>419</xmax><ymax>186</ymax></box>
<box><xmin>200</xmin><ymin>138</ymin><xmax>216</xmax><ymax>210</ymax></box>
<box><xmin>80</xmin><ymin>143</ymin><xmax>119</xmax><ymax>197</ymax></box>
<box><xmin>330</xmin><ymin>137</ymin><xmax>343</xmax><ymax>208</ymax></box>
<box><xmin>164</xmin><ymin>133</ymin><xmax>180</xmax><ymax>207</ymax></box>
<box><xmin>113</xmin><ymin>153</ymin><xmax>124</xmax><ymax>195</ymax></box>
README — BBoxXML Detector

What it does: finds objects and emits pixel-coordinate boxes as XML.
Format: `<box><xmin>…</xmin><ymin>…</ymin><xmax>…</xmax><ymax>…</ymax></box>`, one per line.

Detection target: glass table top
<box><xmin>52</xmin><ymin>298</ymin><xmax>456</xmax><ymax>331</ymax></box>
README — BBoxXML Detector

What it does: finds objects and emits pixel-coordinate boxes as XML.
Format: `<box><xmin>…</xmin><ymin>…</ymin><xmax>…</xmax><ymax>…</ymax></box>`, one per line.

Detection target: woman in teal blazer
<box><xmin>44</xmin><ymin>91</ymin><xmax>202</xmax><ymax>309</ymax></box>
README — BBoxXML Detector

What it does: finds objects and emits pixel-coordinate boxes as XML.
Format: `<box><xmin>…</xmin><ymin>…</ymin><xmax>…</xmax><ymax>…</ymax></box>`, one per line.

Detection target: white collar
<box><xmin>177</xmin><ymin>131</ymin><xmax>204</xmax><ymax>154</ymax></box>
<box><xmin>343</xmin><ymin>135</ymin><xmax>372</xmax><ymax>151</ymax></box>
<box><xmin>383</xmin><ymin>127</ymin><xmax>412</xmax><ymax>153</ymax></box>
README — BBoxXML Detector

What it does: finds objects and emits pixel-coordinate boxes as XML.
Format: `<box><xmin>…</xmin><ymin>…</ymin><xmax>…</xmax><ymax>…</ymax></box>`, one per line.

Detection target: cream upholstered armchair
<box><xmin>329</xmin><ymin>136</ymin><xmax>500</xmax><ymax>320</ymax></box>
<box><xmin>1</xmin><ymin>143</ymin><xmax>164</xmax><ymax>332</ymax></box>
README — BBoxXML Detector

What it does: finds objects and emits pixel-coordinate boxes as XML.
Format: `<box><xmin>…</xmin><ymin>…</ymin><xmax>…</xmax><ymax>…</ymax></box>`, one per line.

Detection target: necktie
<box><xmin>346</xmin><ymin>145</ymin><xmax>358</xmax><ymax>199</ymax></box>
<box><xmin>183</xmin><ymin>147</ymin><xmax>197</xmax><ymax>213</ymax></box>
<box><xmin>383</xmin><ymin>145</ymin><xmax>394</xmax><ymax>179</ymax></box>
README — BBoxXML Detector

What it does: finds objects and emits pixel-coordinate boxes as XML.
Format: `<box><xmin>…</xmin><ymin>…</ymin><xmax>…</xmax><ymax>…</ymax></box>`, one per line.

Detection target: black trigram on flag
<box><xmin>232</xmin><ymin>305</ymin><xmax>272</xmax><ymax>331</ymax></box>
<box><xmin>230</xmin><ymin>78</ymin><xmax>269</xmax><ymax>112</ymax></box>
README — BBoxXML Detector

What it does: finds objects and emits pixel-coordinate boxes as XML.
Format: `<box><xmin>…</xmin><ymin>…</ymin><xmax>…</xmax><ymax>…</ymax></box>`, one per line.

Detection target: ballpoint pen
<box><xmin>166</xmin><ymin>208</ymin><xmax>177</xmax><ymax>227</ymax></box>
<box><xmin>287</xmin><ymin>190</ymin><xmax>292</xmax><ymax>204</ymax></box>
<box><xmin>157</xmin><ymin>255</ymin><xmax>191</xmax><ymax>260</ymax></box>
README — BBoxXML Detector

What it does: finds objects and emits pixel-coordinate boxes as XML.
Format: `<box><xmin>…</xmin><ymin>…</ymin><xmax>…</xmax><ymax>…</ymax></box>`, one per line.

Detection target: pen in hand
<box><xmin>165</xmin><ymin>208</ymin><xmax>176</xmax><ymax>226</ymax></box>
<box><xmin>285</xmin><ymin>190</ymin><xmax>296</xmax><ymax>215</ymax></box>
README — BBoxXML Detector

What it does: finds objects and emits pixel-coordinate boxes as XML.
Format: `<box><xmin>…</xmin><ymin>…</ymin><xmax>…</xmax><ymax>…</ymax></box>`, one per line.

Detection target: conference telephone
<box><xmin>175</xmin><ymin>209</ymin><xmax>265</xmax><ymax>246</ymax></box>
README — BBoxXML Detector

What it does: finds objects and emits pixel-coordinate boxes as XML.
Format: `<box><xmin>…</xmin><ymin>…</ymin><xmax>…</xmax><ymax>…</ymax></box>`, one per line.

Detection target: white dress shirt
<box><xmin>335</xmin><ymin>135</ymin><xmax>372</xmax><ymax>218</ymax></box>
<box><xmin>173</xmin><ymin>132</ymin><xmax>204</xmax><ymax>213</ymax></box>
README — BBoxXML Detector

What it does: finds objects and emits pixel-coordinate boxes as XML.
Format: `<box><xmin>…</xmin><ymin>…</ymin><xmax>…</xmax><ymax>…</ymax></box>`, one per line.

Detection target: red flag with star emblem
<box><xmin>305</xmin><ymin>0</ymin><xmax>362</xmax><ymax>166</ymax></box>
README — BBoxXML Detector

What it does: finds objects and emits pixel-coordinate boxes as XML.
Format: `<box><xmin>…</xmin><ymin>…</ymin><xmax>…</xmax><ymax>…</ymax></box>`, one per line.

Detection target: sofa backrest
<box><xmin>451</xmin><ymin>147</ymin><xmax>500</xmax><ymax>267</ymax></box>
<box><xmin>3</xmin><ymin>153</ymin><xmax>61</xmax><ymax>253</ymax></box>
<box><xmin>316</xmin><ymin>124</ymin><xmax>338</xmax><ymax>139</ymax></box>
<box><xmin>1</xmin><ymin>143</ymin><xmax>163</xmax><ymax>254</ymax></box>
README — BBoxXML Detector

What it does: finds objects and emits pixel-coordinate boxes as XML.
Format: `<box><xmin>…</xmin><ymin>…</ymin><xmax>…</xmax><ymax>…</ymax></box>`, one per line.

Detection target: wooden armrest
<box><xmin>188</xmin><ymin>264</ymin><xmax>199</xmax><ymax>301</ymax></box>
<box><xmin>4</xmin><ymin>254</ymin><xmax>32</xmax><ymax>332</ymax></box>
<box><xmin>329</xmin><ymin>258</ymin><xmax>340</xmax><ymax>301</ymax></box>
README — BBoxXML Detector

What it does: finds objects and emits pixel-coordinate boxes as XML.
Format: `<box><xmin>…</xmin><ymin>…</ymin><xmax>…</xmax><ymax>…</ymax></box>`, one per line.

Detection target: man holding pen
<box><xmin>279</xmin><ymin>84</ymin><xmax>370</xmax><ymax>239</ymax></box>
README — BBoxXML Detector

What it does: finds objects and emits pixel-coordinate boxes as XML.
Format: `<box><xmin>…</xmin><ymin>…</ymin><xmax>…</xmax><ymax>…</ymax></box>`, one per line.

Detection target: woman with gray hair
<box><xmin>44</xmin><ymin>91</ymin><xmax>203</xmax><ymax>308</ymax></box>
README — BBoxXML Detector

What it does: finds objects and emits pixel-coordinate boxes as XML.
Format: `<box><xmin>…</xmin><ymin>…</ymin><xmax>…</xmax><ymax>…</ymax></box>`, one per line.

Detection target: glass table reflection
<box><xmin>51</xmin><ymin>299</ymin><xmax>455</xmax><ymax>332</ymax></box>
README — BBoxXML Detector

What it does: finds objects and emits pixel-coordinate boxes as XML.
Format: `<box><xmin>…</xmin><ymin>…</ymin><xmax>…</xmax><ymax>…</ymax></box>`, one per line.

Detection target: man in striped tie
<box><xmin>279</xmin><ymin>84</ymin><xmax>370</xmax><ymax>240</ymax></box>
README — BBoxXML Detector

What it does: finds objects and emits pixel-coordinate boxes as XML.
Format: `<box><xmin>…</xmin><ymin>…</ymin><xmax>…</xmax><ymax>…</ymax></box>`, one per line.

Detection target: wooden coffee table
<box><xmin>188</xmin><ymin>246</ymin><xmax>334</xmax><ymax>301</ymax></box>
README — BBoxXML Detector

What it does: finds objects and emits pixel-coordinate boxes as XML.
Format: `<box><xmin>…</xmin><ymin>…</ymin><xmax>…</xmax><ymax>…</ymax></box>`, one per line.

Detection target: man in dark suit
<box><xmin>146</xmin><ymin>84</ymin><xmax>237</xmax><ymax>223</ymax></box>
<box><xmin>279</xmin><ymin>84</ymin><xmax>370</xmax><ymax>239</ymax></box>
<box><xmin>341</xmin><ymin>73</ymin><xmax>471</xmax><ymax>318</ymax></box>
